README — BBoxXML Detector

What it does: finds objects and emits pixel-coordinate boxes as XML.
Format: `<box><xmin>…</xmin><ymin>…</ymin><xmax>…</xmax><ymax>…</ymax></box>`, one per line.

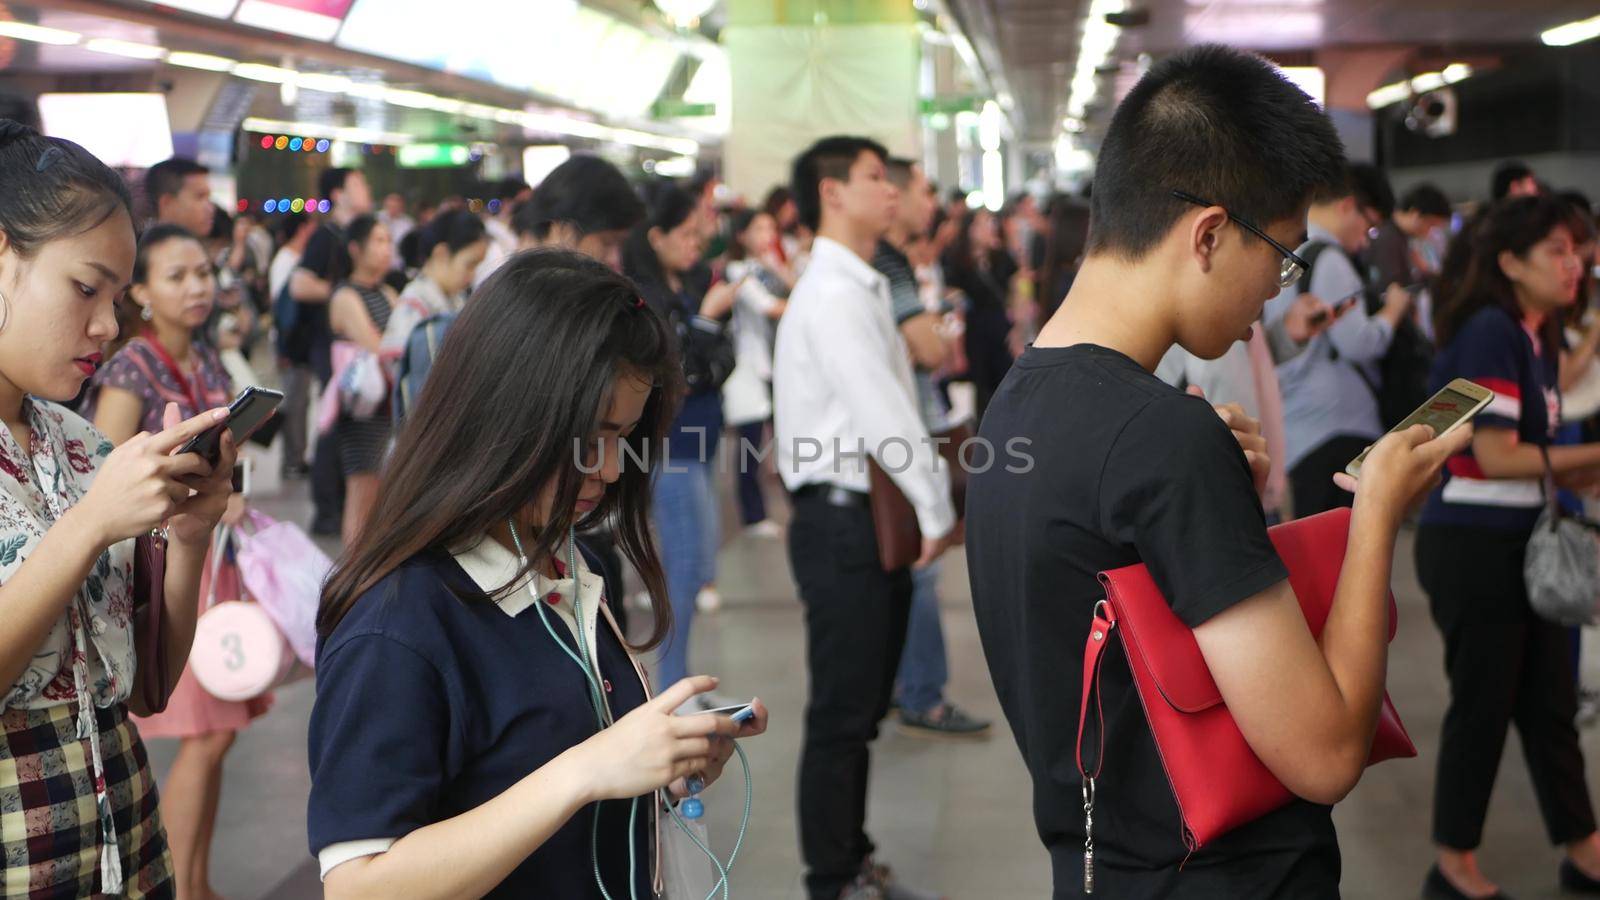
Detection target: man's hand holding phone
<box><xmin>1285</xmin><ymin>292</ymin><xmax>1357</xmax><ymax>344</ymax></box>
<box><xmin>1336</xmin><ymin>423</ymin><xmax>1474</xmax><ymax>529</ymax></box>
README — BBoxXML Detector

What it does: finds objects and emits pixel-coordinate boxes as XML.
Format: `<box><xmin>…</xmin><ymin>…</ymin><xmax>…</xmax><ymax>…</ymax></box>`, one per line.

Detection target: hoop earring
<box><xmin>0</xmin><ymin>287</ymin><xmax>8</xmax><ymax>334</ymax></box>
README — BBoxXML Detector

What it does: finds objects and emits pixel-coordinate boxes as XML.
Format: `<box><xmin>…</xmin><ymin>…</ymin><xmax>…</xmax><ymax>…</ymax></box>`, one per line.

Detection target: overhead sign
<box><xmin>397</xmin><ymin>142</ymin><xmax>472</xmax><ymax>169</ymax></box>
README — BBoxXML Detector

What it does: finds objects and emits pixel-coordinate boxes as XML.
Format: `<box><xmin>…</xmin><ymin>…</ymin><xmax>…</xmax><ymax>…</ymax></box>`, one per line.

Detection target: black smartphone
<box><xmin>1308</xmin><ymin>295</ymin><xmax>1360</xmax><ymax>327</ymax></box>
<box><xmin>177</xmin><ymin>386</ymin><xmax>284</xmax><ymax>464</ymax></box>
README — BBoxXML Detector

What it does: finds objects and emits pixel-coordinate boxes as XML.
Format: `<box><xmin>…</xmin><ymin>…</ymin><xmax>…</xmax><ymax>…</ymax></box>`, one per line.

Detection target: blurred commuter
<box><xmin>763</xmin><ymin>185</ymin><xmax>804</xmax><ymax>268</ymax></box>
<box><xmin>382</xmin><ymin>209</ymin><xmax>487</xmax><ymax>355</ymax></box>
<box><xmin>309</xmin><ymin>249</ymin><xmax>768</xmax><ymax>897</ymax></box>
<box><xmin>623</xmin><ymin>185</ymin><xmax>737</xmax><ymax>692</ymax></box>
<box><xmin>967</xmin><ymin>46</ymin><xmax>1464</xmax><ymax>899</ymax></box>
<box><xmin>1396</xmin><ymin>183</ymin><xmax>1455</xmax><ymax>281</ymax></box>
<box><xmin>473</xmin><ymin>177</ymin><xmax>531</xmax><ymax>288</ymax></box>
<box><xmin>875</xmin><ymin>157</ymin><xmax>990</xmax><ymax>740</ymax></box>
<box><xmin>378</xmin><ymin>192</ymin><xmax>415</xmax><ymax>270</ymax></box>
<box><xmin>1418</xmin><ymin>195</ymin><xmax>1600</xmax><ymax>900</ymax></box>
<box><xmin>327</xmin><ymin>215</ymin><xmax>395</xmax><ymax>546</ymax></box>
<box><xmin>145</xmin><ymin>157</ymin><xmax>216</xmax><ymax>239</ymax></box>
<box><xmin>943</xmin><ymin>207</ymin><xmax>1019</xmax><ymax>423</ymax></box>
<box><xmin>0</xmin><ymin>119</ymin><xmax>237</xmax><ymax>899</ymax></box>
<box><xmin>512</xmin><ymin>155</ymin><xmax>643</xmax><ymax>273</ymax></box>
<box><xmin>82</xmin><ymin>224</ymin><xmax>266</xmax><ymax>900</ymax></box>
<box><xmin>268</xmin><ymin>211</ymin><xmax>315</xmax><ymax>476</ymax></box>
<box><xmin>1492</xmin><ymin>160</ymin><xmax>1542</xmax><ymax>203</ymax></box>
<box><xmin>289</xmin><ymin>167</ymin><xmax>373</xmax><ymax>536</ymax></box>
<box><xmin>1265</xmin><ymin>166</ymin><xmax>1416</xmax><ymax>517</ymax></box>
<box><xmin>776</xmin><ymin>135</ymin><xmax>957</xmax><ymax>900</ymax></box>
<box><xmin>722</xmin><ymin>209</ymin><xmax>789</xmax><ymax>537</ymax></box>
<box><xmin>1038</xmin><ymin>196</ymin><xmax>1091</xmax><ymax>320</ymax></box>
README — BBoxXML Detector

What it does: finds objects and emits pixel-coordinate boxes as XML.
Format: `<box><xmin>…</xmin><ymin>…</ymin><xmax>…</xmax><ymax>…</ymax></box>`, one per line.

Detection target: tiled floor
<box><xmin>142</xmin><ymin>477</ymin><xmax>1600</xmax><ymax>899</ymax></box>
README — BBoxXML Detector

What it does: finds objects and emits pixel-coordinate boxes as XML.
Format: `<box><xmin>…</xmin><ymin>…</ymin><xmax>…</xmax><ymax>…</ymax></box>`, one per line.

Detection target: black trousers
<box><xmin>788</xmin><ymin>488</ymin><xmax>912</xmax><ymax>900</ymax></box>
<box><xmin>1289</xmin><ymin>435</ymin><xmax>1370</xmax><ymax>519</ymax></box>
<box><xmin>1416</xmin><ymin>524</ymin><xmax>1597</xmax><ymax>850</ymax></box>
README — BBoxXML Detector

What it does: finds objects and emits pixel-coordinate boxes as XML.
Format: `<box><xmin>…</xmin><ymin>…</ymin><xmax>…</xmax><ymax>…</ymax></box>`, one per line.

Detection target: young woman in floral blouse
<box><xmin>0</xmin><ymin>122</ymin><xmax>237</xmax><ymax>898</ymax></box>
<box><xmin>82</xmin><ymin>223</ymin><xmax>268</xmax><ymax>900</ymax></box>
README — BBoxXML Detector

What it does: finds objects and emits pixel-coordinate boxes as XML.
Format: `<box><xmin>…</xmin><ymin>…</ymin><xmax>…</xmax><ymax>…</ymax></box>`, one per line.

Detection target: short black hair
<box><xmin>271</xmin><ymin>210</ymin><xmax>308</xmax><ymax>244</ymax></box>
<box><xmin>791</xmin><ymin>135</ymin><xmax>889</xmax><ymax>232</ymax></box>
<box><xmin>1491</xmin><ymin>160</ymin><xmax>1534</xmax><ymax>201</ymax></box>
<box><xmin>1560</xmin><ymin>189</ymin><xmax>1593</xmax><ymax>217</ymax></box>
<box><xmin>1347</xmin><ymin>163</ymin><xmax>1395</xmax><ymax>219</ymax></box>
<box><xmin>145</xmin><ymin>157</ymin><xmax>208</xmax><ymax>204</ymax></box>
<box><xmin>884</xmin><ymin>156</ymin><xmax>916</xmax><ymax>190</ymax></box>
<box><xmin>512</xmin><ymin>155</ymin><xmax>643</xmax><ymax>241</ymax></box>
<box><xmin>1398</xmin><ymin>183</ymin><xmax>1452</xmax><ymax>219</ymax></box>
<box><xmin>492</xmin><ymin>176</ymin><xmax>529</xmax><ymax>203</ymax></box>
<box><xmin>416</xmin><ymin>208</ymin><xmax>487</xmax><ymax>260</ymax></box>
<box><xmin>1087</xmin><ymin>44</ymin><xmax>1345</xmax><ymax>260</ymax></box>
<box><xmin>319</xmin><ymin>167</ymin><xmax>357</xmax><ymax>202</ymax></box>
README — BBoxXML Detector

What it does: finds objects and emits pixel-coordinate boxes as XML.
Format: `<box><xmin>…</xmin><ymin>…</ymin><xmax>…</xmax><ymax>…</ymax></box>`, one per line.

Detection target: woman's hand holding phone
<box><xmin>668</xmin><ymin>697</ymin><xmax>769</xmax><ymax>800</ymax></box>
<box><xmin>567</xmin><ymin>676</ymin><xmax>751</xmax><ymax>804</ymax></box>
<box><xmin>76</xmin><ymin>403</ymin><xmax>232</xmax><ymax>549</ymax></box>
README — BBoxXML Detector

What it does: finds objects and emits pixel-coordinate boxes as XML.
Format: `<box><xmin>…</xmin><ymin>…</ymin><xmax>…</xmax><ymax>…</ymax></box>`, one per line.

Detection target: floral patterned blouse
<box><xmin>0</xmin><ymin>399</ymin><xmax>135</xmax><ymax>712</ymax></box>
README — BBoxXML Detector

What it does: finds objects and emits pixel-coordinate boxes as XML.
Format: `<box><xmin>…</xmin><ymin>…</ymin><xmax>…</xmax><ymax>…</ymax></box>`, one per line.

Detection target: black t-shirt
<box><xmin>289</xmin><ymin>223</ymin><xmax>347</xmax><ymax>374</ymax></box>
<box><xmin>966</xmin><ymin>344</ymin><xmax>1339</xmax><ymax>899</ymax></box>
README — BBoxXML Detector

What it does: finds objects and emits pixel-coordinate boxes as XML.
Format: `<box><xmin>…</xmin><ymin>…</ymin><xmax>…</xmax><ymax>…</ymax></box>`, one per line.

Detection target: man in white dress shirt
<box><xmin>774</xmin><ymin>136</ymin><xmax>959</xmax><ymax>900</ymax></box>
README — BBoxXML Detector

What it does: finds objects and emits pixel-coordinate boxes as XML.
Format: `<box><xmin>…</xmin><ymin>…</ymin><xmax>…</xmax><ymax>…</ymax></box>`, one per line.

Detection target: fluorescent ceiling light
<box><xmin>0</xmin><ymin>21</ymin><xmax>81</xmax><ymax>45</ymax></box>
<box><xmin>83</xmin><ymin>38</ymin><xmax>167</xmax><ymax>60</ymax></box>
<box><xmin>232</xmin><ymin>63</ymin><xmax>296</xmax><ymax>83</ymax></box>
<box><xmin>1409</xmin><ymin>71</ymin><xmax>1446</xmax><ymax>93</ymax></box>
<box><xmin>166</xmin><ymin>51</ymin><xmax>236</xmax><ymax>71</ymax></box>
<box><xmin>1365</xmin><ymin>64</ymin><xmax>1475</xmax><ymax>109</ymax></box>
<box><xmin>294</xmin><ymin>72</ymin><xmax>352</xmax><ymax>94</ymax></box>
<box><xmin>1543</xmin><ymin>13</ymin><xmax>1600</xmax><ymax>46</ymax></box>
<box><xmin>1365</xmin><ymin>80</ymin><xmax>1411</xmax><ymax>109</ymax></box>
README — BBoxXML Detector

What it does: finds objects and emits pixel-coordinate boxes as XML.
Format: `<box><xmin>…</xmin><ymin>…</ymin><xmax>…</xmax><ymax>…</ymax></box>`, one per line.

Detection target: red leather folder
<box><xmin>1077</xmin><ymin>507</ymin><xmax>1417</xmax><ymax>861</ymax></box>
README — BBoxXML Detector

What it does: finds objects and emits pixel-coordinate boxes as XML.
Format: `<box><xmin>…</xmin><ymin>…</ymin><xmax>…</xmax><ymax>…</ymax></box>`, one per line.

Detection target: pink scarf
<box><xmin>1246</xmin><ymin>327</ymin><xmax>1289</xmax><ymax>515</ymax></box>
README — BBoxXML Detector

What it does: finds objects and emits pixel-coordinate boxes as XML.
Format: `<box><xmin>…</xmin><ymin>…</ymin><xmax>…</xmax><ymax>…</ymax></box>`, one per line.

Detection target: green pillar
<box><xmin>723</xmin><ymin>0</ymin><xmax>923</xmax><ymax>201</ymax></box>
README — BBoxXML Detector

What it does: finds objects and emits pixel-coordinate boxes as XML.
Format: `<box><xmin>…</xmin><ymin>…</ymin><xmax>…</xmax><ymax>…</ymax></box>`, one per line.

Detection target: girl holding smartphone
<box><xmin>0</xmin><ymin>121</ymin><xmax>237</xmax><ymax>898</ymax></box>
<box><xmin>309</xmin><ymin>249</ymin><xmax>766</xmax><ymax>898</ymax></box>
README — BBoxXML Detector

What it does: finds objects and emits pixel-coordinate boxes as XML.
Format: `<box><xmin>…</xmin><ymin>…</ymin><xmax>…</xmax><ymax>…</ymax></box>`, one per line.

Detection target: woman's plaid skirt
<box><xmin>0</xmin><ymin>702</ymin><xmax>173</xmax><ymax>898</ymax></box>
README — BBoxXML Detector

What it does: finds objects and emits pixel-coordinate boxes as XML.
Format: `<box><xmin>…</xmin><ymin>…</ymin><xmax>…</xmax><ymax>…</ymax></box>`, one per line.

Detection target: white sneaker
<box><xmin>745</xmin><ymin>520</ymin><xmax>784</xmax><ymax>539</ymax></box>
<box><xmin>696</xmin><ymin>585</ymin><xmax>723</xmax><ymax>613</ymax></box>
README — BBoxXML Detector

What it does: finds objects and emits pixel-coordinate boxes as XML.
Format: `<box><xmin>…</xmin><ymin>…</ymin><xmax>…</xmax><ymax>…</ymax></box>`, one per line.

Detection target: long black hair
<box><xmin>319</xmin><ymin>249</ymin><xmax>684</xmax><ymax>650</ymax></box>
<box><xmin>1434</xmin><ymin>195</ymin><xmax>1576</xmax><ymax>354</ymax></box>
<box><xmin>622</xmin><ymin>183</ymin><xmax>698</xmax><ymax>291</ymax></box>
<box><xmin>0</xmin><ymin>120</ymin><xmax>132</xmax><ymax>258</ymax></box>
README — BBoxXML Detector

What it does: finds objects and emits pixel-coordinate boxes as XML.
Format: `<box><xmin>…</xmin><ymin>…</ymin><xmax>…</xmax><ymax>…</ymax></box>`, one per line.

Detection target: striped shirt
<box><xmin>1421</xmin><ymin>305</ymin><xmax>1560</xmax><ymax>531</ymax></box>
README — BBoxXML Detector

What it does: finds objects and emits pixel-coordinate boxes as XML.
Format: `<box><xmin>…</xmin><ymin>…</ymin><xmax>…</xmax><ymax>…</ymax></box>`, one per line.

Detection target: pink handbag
<box><xmin>188</xmin><ymin>525</ymin><xmax>302</xmax><ymax>701</ymax></box>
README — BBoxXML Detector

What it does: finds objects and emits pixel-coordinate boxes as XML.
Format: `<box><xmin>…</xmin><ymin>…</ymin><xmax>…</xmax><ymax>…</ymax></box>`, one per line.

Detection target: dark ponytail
<box><xmin>0</xmin><ymin>120</ymin><xmax>133</xmax><ymax>257</ymax></box>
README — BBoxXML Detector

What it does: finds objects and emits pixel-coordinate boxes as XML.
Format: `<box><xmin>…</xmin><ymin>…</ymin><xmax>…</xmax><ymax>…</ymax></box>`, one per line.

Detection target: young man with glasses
<box><xmin>1263</xmin><ymin>167</ymin><xmax>1416</xmax><ymax>518</ymax></box>
<box><xmin>966</xmin><ymin>44</ymin><xmax>1468</xmax><ymax>898</ymax></box>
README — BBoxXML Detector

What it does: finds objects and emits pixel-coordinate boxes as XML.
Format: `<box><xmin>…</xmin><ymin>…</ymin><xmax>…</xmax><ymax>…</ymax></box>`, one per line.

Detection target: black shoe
<box><xmin>1562</xmin><ymin>858</ymin><xmax>1600</xmax><ymax>894</ymax></box>
<box><xmin>1423</xmin><ymin>865</ymin><xmax>1514</xmax><ymax>900</ymax></box>
<box><xmin>897</xmin><ymin>702</ymin><xmax>991</xmax><ymax>740</ymax></box>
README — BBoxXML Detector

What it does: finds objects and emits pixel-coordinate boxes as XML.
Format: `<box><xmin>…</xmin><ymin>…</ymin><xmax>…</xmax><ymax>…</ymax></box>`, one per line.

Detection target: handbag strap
<box><xmin>1076</xmin><ymin>600</ymin><xmax>1117</xmax><ymax>782</ymax></box>
<box><xmin>1539</xmin><ymin>443</ymin><xmax>1562</xmax><ymax>522</ymax></box>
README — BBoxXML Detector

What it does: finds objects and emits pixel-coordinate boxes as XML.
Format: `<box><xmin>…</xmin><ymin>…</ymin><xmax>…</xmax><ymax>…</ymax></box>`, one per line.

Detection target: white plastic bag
<box><xmin>234</xmin><ymin>509</ymin><xmax>331</xmax><ymax>667</ymax></box>
<box><xmin>660</xmin><ymin>810</ymin><xmax>720</xmax><ymax>900</ymax></box>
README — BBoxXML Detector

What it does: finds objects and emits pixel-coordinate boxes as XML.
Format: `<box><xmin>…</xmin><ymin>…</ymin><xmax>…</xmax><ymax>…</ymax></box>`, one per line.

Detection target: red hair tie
<box><xmin>634</xmin><ymin>296</ymin><xmax>646</xmax><ymax>310</ymax></box>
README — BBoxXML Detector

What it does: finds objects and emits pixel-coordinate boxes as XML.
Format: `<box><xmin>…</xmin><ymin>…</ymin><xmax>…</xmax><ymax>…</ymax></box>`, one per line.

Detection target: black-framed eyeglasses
<box><xmin>1172</xmin><ymin>190</ymin><xmax>1309</xmax><ymax>289</ymax></box>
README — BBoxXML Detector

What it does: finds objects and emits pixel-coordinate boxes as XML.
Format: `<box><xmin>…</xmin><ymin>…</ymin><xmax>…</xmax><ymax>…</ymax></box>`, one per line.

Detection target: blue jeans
<box><xmin>894</xmin><ymin>560</ymin><xmax>948</xmax><ymax>714</ymax></box>
<box><xmin>653</xmin><ymin>458</ymin><xmax>720</xmax><ymax>689</ymax></box>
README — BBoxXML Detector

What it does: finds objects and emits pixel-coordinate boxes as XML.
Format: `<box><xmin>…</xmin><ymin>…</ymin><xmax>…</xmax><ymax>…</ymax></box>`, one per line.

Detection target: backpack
<box><xmin>1296</xmin><ymin>241</ymin><xmax>1435</xmax><ymax>430</ymax></box>
<box><xmin>391</xmin><ymin>311</ymin><xmax>457</xmax><ymax>425</ymax></box>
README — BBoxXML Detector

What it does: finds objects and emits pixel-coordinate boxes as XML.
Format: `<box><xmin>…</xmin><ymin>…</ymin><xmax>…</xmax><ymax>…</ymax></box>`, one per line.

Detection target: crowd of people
<box><xmin>2</xmin><ymin>37</ymin><xmax>1600</xmax><ymax>900</ymax></box>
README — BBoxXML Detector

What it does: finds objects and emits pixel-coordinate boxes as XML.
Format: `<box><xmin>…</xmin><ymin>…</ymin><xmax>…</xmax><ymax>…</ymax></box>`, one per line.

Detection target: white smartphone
<box><xmin>1345</xmin><ymin>378</ymin><xmax>1493</xmax><ymax>478</ymax></box>
<box><xmin>699</xmin><ymin>703</ymin><xmax>757</xmax><ymax>725</ymax></box>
